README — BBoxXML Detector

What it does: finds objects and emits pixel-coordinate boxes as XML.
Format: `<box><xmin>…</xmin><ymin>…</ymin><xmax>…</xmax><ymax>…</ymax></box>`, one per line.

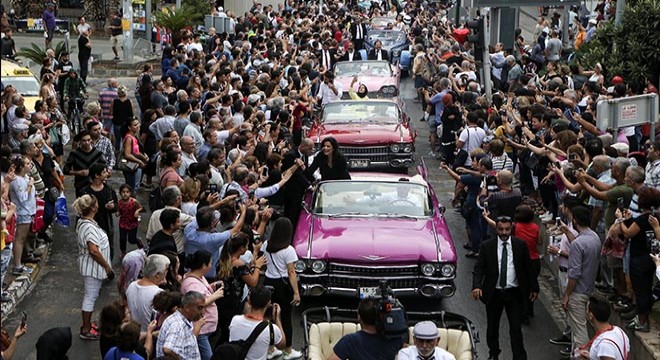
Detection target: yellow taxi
<box><xmin>1</xmin><ymin>59</ymin><xmax>41</xmax><ymax>112</ymax></box>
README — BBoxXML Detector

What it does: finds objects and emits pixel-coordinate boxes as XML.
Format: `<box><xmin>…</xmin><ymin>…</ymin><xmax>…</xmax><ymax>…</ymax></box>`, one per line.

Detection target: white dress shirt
<box><xmin>376</xmin><ymin>49</ymin><xmax>383</xmax><ymax>61</ymax></box>
<box><xmin>496</xmin><ymin>237</ymin><xmax>518</xmax><ymax>289</ymax></box>
<box><xmin>318</xmin><ymin>80</ymin><xmax>343</xmax><ymax>105</ymax></box>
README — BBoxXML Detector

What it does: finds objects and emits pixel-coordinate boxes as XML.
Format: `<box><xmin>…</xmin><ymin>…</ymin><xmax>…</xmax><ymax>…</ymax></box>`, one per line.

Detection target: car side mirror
<box><xmin>438</xmin><ymin>205</ymin><xmax>446</xmax><ymax>215</ymax></box>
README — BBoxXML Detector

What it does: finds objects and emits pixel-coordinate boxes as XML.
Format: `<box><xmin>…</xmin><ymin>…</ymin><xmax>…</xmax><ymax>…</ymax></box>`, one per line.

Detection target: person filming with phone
<box><xmin>0</xmin><ymin>315</ymin><xmax>27</xmax><ymax>360</ymax></box>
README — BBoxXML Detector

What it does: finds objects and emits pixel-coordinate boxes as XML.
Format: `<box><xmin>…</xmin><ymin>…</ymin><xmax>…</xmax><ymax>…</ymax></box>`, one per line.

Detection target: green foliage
<box><xmin>153</xmin><ymin>6</ymin><xmax>195</xmax><ymax>45</ymax></box>
<box><xmin>184</xmin><ymin>0</ymin><xmax>213</xmax><ymax>24</ymax></box>
<box><xmin>16</xmin><ymin>41</ymin><xmax>73</xmax><ymax>65</ymax></box>
<box><xmin>575</xmin><ymin>0</ymin><xmax>660</xmax><ymax>88</ymax></box>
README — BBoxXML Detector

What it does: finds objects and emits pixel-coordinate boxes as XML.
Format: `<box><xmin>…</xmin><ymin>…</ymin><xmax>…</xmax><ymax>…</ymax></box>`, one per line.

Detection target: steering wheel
<box><xmin>388</xmin><ymin>199</ymin><xmax>416</xmax><ymax>207</ymax></box>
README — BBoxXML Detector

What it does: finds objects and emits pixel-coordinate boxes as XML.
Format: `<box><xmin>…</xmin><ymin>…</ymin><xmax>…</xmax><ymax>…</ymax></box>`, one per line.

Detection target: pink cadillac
<box><xmin>334</xmin><ymin>60</ymin><xmax>401</xmax><ymax>104</ymax></box>
<box><xmin>293</xmin><ymin>168</ymin><xmax>457</xmax><ymax>299</ymax></box>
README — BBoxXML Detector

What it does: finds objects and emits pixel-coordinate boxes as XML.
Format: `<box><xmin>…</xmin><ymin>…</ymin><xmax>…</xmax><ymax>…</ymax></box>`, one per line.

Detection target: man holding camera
<box><xmin>228</xmin><ymin>286</ymin><xmax>286</xmax><ymax>359</ymax></box>
<box><xmin>328</xmin><ymin>298</ymin><xmax>404</xmax><ymax>360</ymax></box>
<box><xmin>317</xmin><ymin>72</ymin><xmax>343</xmax><ymax>106</ymax></box>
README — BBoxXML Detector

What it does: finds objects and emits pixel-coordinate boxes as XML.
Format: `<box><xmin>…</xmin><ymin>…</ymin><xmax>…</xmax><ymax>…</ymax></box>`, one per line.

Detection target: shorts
<box><xmin>17</xmin><ymin>214</ymin><xmax>33</xmax><ymax>225</ymax></box>
<box><xmin>414</xmin><ymin>75</ymin><xmax>427</xmax><ymax>89</ymax></box>
<box><xmin>46</xmin><ymin>28</ymin><xmax>54</xmax><ymax>41</ymax></box>
<box><xmin>110</xmin><ymin>34</ymin><xmax>124</xmax><ymax>47</ymax></box>
<box><xmin>428</xmin><ymin>120</ymin><xmax>438</xmax><ymax>131</ymax></box>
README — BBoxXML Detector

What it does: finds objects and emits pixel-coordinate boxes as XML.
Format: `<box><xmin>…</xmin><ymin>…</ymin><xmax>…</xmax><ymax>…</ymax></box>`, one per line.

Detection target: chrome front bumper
<box><xmin>301</xmin><ymin>283</ymin><xmax>456</xmax><ymax>298</ymax></box>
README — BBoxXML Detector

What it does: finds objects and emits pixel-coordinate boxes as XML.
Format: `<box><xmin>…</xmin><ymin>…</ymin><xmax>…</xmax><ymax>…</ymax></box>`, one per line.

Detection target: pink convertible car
<box><xmin>293</xmin><ymin>167</ymin><xmax>457</xmax><ymax>299</ymax></box>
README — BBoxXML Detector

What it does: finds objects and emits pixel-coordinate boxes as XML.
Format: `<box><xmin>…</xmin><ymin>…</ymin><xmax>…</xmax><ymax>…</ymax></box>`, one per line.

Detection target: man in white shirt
<box><xmin>229</xmin><ymin>286</ymin><xmax>286</xmax><ymax>360</ymax></box>
<box><xmin>126</xmin><ymin>254</ymin><xmax>169</xmax><ymax>331</ymax></box>
<box><xmin>179</xmin><ymin>136</ymin><xmax>198</xmax><ymax>177</ymax></box>
<box><xmin>579</xmin><ymin>296</ymin><xmax>629</xmax><ymax>360</ymax></box>
<box><xmin>317</xmin><ymin>72</ymin><xmax>343</xmax><ymax>106</ymax></box>
<box><xmin>398</xmin><ymin>321</ymin><xmax>456</xmax><ymax>360</ymax></box>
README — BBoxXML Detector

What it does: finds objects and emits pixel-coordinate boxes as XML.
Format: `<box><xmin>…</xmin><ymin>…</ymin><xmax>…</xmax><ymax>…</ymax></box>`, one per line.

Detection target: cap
<box><xmin>247</xmin><ymin>94</ymin><xmax>261</xmax><ymax>104</ymax></box>
<box><xmin>589</xmin><ymin>19</ymin><xmax>597</xmax><ymax>25</ymax></box>
<box><xmin>611</xmin><ymin>75</ymin><xmax>624</xmax><ymax>85</ymax></box>
<box><xmin>117</xmin><ymin>86</ymin><xmax>127</xmax><ymax>97</ymax></box>
<box><xmin>610</xmin><ymin>142</ymin><xmax>629</xmax><ymax>154</ymax></box>
<box><xmin>413</xmin><ymin>321</ymin><xmax>439</xmax><ymax>340</ymax></box>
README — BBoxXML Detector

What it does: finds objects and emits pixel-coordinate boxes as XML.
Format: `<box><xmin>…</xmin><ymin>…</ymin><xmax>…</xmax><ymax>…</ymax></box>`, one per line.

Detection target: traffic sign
<box><xmin>596</xmin><ymin>94</ymin><xmax>658</xmax><ymax>136</ymax></box>
<box><xmin>475</xmin><ymin>0</ymin><xmax>579</xmax><ymax>6</ymax></box>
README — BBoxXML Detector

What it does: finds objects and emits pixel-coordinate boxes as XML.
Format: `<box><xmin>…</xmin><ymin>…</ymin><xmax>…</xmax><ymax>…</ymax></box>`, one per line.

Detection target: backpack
<box><xmin>149</xmin><ymin>168</ymin><xmax>175</xmax><ymax>212</ymax></box>
<box><xmin>420</xmin><ymin>55</ymin><xmax>437</xmax><ymax>83</ymax></box>
<box><xmin>212</xmin><ymin>321</ymin><xmax>274</xmax><ymax>360</ymax></box>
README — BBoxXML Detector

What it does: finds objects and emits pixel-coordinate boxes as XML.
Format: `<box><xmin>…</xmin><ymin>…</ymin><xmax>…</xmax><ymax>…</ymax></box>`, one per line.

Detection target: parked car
<box><xmin>370</xmin><ymin>16</ymin><xmax>397</xmax><ymax>30</ymax></box>
<box><xmin>333</xmin><ymin>60</ymin><xmax>401</xmax><ymax>103</ymax></box>
<box><xmin>364</xmin><ymin>29</ymin><xmax>409</xmax><ymax>64</ymax></box>
<box><xmin>293</xmin><ymin>169</ymin><xmax>457</xmax><ymax>299</ymax></box>
<box><xmin>1</xmin><ymin>59</ymin><xmax>41</xmax><ymax>113</ymax></box>
<box><xmin>308</xmin><ymin>100</ymin><xmax>416</xmax><ymax>170</ymax></box>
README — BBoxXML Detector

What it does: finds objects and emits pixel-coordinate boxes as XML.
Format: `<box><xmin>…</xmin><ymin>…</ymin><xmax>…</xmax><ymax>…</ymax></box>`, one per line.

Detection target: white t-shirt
<box><xmin>458</xmin><ymin>126</ymin><xmax>486</xmax><ymax>166</ymax></box>
<box><xmin>398</xmin><ymin>346</ymin><xmax>456</xmax><ymax>360</ymax></box>
<box><xmin>181</xmin><ymin>202</ymin><xmax>198</xmax><ymax>217</ymax></box>
<box><xmin>77</xmin><ymin>23</ymin><xmax>91</xmax><ymax>36</ymax></box>
<box><xmin>589</xmin><ymin>326</ymin><xmax>629</xmax><ymax>360</ymax></box>
<box><xmin>126</xmin><ymin>281</ymin><xmax>163</xmax><ymax>331</ymax></box>
<box><xmin>262</xmin><ymin>243</ymin><xmax>298</xmax><ymax>279</ymax></box>
<box><xmin>228</xmin><ymin>316</ymin><xmax>283</xmax><ymax>360</ymax></box>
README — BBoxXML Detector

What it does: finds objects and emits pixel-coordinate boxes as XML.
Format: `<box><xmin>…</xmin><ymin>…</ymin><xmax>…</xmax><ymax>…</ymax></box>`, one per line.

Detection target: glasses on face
<box><xmin>496</xmin><ymin>216</ymin><xmax>512</xmax><ymax>222</ymax></box>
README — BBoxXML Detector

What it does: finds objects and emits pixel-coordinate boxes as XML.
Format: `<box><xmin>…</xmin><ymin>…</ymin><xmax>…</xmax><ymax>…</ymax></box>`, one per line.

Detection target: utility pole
<box><xmin>614</xmin><ymin>0</ymin><xmax>625</xmax><ymax>26</ymax></box>
<box><xmin>123</xmin><ymin>0</ymin><xmax>134</xmax><ymax>63</ymax></box>
<box><xmin>319</xmin><ymin>0</ymin><xmax>323</xmax><ymax>15</ymax></box>
<box><xmin>455</xmin><ymin>0</ymin><xmax>462</xmax><ymax>25</ymax></box>
<box><xmin>176</xmin><ymin>0</ymin><xmax>181</xmax><ymax>9</ymax></box>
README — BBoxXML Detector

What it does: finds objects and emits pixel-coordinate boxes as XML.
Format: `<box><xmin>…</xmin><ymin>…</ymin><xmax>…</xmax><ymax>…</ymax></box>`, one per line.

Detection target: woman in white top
<box><xmin>9</xmin><ymin>156</ymin><xmax>37</xmax><ymax>276</ymax></box>
<box><xmin>262</xmin><ymin>217</ymin><xmax>302</xmax><ymax>360</ymax></box>
<box><xmin>74</xmin><ymin>194</ymin><xmax>113</xmax><ymax>340</ymax></box>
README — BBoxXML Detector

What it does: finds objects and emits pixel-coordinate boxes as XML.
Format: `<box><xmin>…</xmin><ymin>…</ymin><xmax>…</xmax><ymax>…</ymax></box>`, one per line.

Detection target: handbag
<box><xmin>117</xmin><ymin>152</ymin><xmax>140</xmax><ymax>172</ymax></box>
<box><xmin>31</xmin><ymin>198</ymin><xmax>46</xmax><ymax>233</ymax></box>
<box><xmin>46</xmin><ymin>187</ymin><xmax>60</xmax><ymax>203</ymax></box>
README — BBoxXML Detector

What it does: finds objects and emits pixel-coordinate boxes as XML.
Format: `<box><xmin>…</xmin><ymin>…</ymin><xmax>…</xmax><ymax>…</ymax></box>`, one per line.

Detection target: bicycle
<box><xmin>66</xmin><ymin>96</ymin><xmax>86</xmax><ymax>135</ymax></box>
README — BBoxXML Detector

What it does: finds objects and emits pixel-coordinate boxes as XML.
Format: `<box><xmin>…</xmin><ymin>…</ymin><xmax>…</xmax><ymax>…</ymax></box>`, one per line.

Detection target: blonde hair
<box><xmin>180</xmin><ymin>178</ymin><xmax>201</xmax><ymax>202</ymax></box>
<box><xmin>72</xmin><ymin>194</ymin><xmax>97</xmax><ymax>216</ymax></box>
<box><xmin>85</xmin><ymin>101</ymin><xmax>101</xmax><ymax>116</ymax></box>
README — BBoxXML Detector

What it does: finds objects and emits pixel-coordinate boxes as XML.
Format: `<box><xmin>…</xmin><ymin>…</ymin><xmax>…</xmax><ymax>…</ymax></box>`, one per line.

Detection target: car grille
<box><xmin>329</xmin><ymin>263</ymin><xmax>418</xmax><ymax>276</ymax></box>
<box><xmin>340</xmin><ymin>146</ymin><xmax>390</xmax><ymax>163</ymax></box>
<box><xmin>329</xmin><ymin>276</ymin><xmax>419</xmax><ymax>289</ymax></box>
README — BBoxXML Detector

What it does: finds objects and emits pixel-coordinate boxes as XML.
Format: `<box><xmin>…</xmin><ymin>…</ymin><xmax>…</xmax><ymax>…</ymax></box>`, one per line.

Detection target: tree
<box><xmin>152</xmin><ymin>5</ymin><xmax>195</xmax><ymax>45</ymax></box>
<box><xmin>575</xmin><ymin>0</ymin><xmax>660</xmax><ymax>89</ymax></box>
<box><xmin>16</xmin><ymin>41</ymin><xmax>72</xmax><ymax>64</ymax></box>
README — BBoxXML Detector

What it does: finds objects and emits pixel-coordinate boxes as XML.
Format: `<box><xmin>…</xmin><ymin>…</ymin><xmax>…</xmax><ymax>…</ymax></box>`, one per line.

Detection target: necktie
<box><xmin>500</xmin><ymin>241</ymin><xmax>508</xmax><ymax>288</ymax></box>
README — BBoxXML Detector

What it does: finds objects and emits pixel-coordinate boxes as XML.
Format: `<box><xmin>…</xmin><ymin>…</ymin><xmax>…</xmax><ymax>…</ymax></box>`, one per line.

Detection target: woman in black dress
<box><xmin>306</xmin><ymin>137</ymin><xmax>351</xmax><ymax>181</ymax></box>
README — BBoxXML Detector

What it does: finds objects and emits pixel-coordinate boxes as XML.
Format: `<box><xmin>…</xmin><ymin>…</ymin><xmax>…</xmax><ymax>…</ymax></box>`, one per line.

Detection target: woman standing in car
<box><xmin>305</xmin><ymin>137</ymin><xmax>350</xmax><ymax>181</ymax></box>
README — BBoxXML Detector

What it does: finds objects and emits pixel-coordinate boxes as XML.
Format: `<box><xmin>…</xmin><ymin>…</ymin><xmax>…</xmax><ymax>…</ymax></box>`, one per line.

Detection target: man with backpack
<box><xmin>224</xmin><ymin>286</ymin><xmax>285</xmax><ymax>360</ymax></box>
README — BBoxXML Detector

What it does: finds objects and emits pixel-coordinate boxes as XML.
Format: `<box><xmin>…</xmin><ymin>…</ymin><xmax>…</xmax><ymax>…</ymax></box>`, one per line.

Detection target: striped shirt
<box><xmin>98</xmin><ymin>87</ymin><xmax>118</xmax><ymax>124</ymax></box>
<box><xmin>491</xmin><ymin>154</ymin><xmax>514</xmax><ymax>173</ymax></box>
<box><xmin>92</xmin><ymin>136</ymin><xmax>116</xmax><ymax>170</ymax></box>
<box><xmin>156</xmin><ymin>310</ymin><xmax>201</xmax><ymax>360</ymax></box>
<box><xmin>645</xmin><ymin>160</ymin><xmax>660</xmax><ymax>190</ymax></box>
<box><xmin>77</xmin><ymin>219</ymin><xmax>111</xmax><ymax>280</ymax></box>
<box><xmin>63</xmin><ymin>147</ymin><xmax>106</xmax><ymax>191</ymax></box>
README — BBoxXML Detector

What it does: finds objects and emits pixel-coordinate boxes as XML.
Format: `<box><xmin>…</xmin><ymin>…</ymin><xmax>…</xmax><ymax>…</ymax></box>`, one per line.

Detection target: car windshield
<box><xmin>7</xmin><ymin>77</ymin><xmax>40</xmax><ymax>96</ymax></box>
<box><xmin>335</xmin><ymin>61</ymin><xmax>391</xmax><ymax>77</ymax></box>
<box><xmin>368</xmin><ymin>31</ymin><xmax>405</xmax><ymax>47</ymax></box>
<box><xmin>322</xmin><ymin>102</ymin><xmax>400</xmax><ymax>124</ymax></box>
<box><xmin>313</xmin><ymin>181</ymin><xmax>431</xmax><ymax>217</ymax></box>
<box><xmin>371</xmin><ymin>17</ymin><xmax>395</xmax><ymax>27</ymax></box>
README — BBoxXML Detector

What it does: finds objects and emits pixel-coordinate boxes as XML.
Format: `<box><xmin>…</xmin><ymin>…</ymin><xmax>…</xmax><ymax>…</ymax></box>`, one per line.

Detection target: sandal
<box><xmin>79</xmin><ymin>331</ymin><xmax>100</xmax><ymax>340</ymax></box>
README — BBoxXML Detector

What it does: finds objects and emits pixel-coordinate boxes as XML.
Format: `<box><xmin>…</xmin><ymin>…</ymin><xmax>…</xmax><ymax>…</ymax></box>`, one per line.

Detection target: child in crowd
<box><xmin>116</xmin><ymin>184</ymin><xmax>143</xmax><ymax>260</ymax></box>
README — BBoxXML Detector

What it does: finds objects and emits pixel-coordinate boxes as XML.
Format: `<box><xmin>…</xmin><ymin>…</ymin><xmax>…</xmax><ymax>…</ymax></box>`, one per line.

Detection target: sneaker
<box><xmin>625</xmin><ymin>318</ymin><xmax>650</xmax><ymax>332</ymax></box>
<box><xmin>613</xmin><ymin>302</ymin><xmax>635</xmax><ymax>313</ymax></box>
<box><xmin>283</xmin><ymin>349</ymin><xmax>303</xmax><ymax>360</ymax></box>
<box><xmin>428</xmin><ymin>151</ymin><xmax>437</xmax><ymax>157</ymax></box>
<box><xmin>549</xmin><ymin>334</ymin><xmax>571</xmax><ymax>346</ymax></box>
<box><xmin>12</xmin><ymin>266</ymin><xmax>34</xmax><ymax>276</ymax></box>
<box><xmin>607</xmin><ymin>294</ymin><xmax>626</xmax><ymax>303</ymax></box>
<box><xmin>113</xmin><ymin>56</ymin><xmax>120</xmax><ymax>60</ymax></box>
<box><xmin>267</xmin><ymin>349</ymin><xmax>283</xmax><ymax>359</ymax></box>
<box><xmin>559</xmin><ymin>346</ymin><xmax>572</xmax><ymax>357</ymax></box>
<box><xmin>465</xmin><ymin>251</ymin><xmax>479</xmax><ymax>258</ymax></box>
<box><xmin>620</xmin><ymin>309</ymin><xmax>637</xmax><ymax>321</ymax></box>
<box><xmin>1</xmin><ymin>293</ymin><xmax>11</xmax><ymax>302</ymax></box>
<box><xmin>79</xmin><ymin>331</ymin><xmax>100</xmax><ymax>340</ymax></box>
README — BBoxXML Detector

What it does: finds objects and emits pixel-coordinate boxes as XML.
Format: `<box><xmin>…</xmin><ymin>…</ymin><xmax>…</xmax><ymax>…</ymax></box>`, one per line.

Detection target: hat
<box><xmin>46</xmin><ymin>2</ymin><xmax>55</xmax><ymax>7</ymax></box>
<box><xmin>247</xmin><ymin>94</ymin><xmax>261</xmax><ymax>105</ymax></box>
<box><xmin>588</xmin><ymin>19</ymin><xmax>597</xmax><ymax>25</ymax></box>
<box><xmin>12</xmin><ymin>122</ymin><xmax>29</xmax><ymax>133</ymax></box>
<box><xmin>610</xmin><ymin>142</ymin><xmax>629</xmax><ymax>154</ymax></box>
<box><xmin>413</xmin><ymin>321</ymin><xmax>439</xmax><ymax>340</ymax></box>
<box><xmin>117</xmin><ymin>86</ymin><xmax>127</xmax><ymax>97</ymax></box>
<box><xmin>611</xmin><ymin>76</ymin><xmax>624</xmax><ymax>85</ymax></box>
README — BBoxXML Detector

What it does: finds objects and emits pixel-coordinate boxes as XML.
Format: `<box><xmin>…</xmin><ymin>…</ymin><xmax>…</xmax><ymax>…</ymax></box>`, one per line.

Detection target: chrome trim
<box><xmin>300</xmin><ymin>284</ymin><xmax>454</xmax><ymax>298</ymax></box>
<box><xmin>330</xmin><ymin>263</ymin><xmax>418</xmax><ymax>269</ymax></box>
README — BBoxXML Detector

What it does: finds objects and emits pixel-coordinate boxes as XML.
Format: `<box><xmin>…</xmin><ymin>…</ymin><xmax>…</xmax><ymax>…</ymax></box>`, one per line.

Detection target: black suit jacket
<box><xmin>350</xmin><ymin>23</ymin><xmax>368</xmax><ymax>43</ymax></box>
<box><xmin>368</xmin><ymin>48</ymin><xmax>390</xmax><ymax>61</ymax></box>
<box><xmin>339</xmin><ymin>50</ymin><xmax>363</xmax><ymax>62</ymax></box>
<box><xmin>315</xmin><ymin>49</ymin><xmax>338</xmax><ymax>70</ymax></box>
<box><xmin>282</xmin><ymin>149</ymin><xmax>312</xmax><ymax>196</ymax></box>
<box><xmin>472</xmin><ymin>237</ymin><xmax>539</xmax><ymax>305</ymax></box>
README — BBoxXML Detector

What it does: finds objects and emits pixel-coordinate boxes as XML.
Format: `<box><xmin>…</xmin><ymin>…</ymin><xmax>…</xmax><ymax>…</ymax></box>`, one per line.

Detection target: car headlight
<box><xmin>294</xmin><ymin>260</ymin><xmax>307</xmax><ymax>273</ymax></box>
<box><xmin>311</xmin><ymin>260</ymin><xmax>327</xmax><ymax>273</ymax></box>
<box><xmin>402</xmin><ymin>143</ymin><xmax>413</xmax><ymax>153</ymax></box>
<box><xmin>440</xmin><ymin>264</ymin><xmax>456</xmax><ymax>277</ymax></box>
<box><xmin>390</xmin><ymin>144</ymin><xmax>401</xmax><ymax>153</ymax></box>
<box><xmin>420</xmin><ymin>263</ymin><xmax>436</xmax><ymax>276</ymax></box>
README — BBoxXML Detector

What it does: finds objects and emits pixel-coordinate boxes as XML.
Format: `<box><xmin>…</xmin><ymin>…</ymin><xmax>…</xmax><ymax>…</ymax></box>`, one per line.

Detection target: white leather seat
<box><xmin>307</xmin><ymin>322</ymin><xmax>473</xmax><ymax>360</ymax></box>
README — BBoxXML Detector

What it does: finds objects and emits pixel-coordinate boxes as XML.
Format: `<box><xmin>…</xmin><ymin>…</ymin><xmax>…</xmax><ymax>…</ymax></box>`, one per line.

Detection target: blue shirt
<box><xmin>42</xmin><ymin>10</ymin><xmax>56</xmax><ymax>29</ymax></box>
<box><xmin>184</xmin><ymin>219</ymin><xmax>231</xmax><ymax>278</ymax></box>
<box><xmin>429</xmin><ymin>90</ymin><xmax>448</xmax><ymax>125</ymax></box>
<box><xmin>333</xmin><ymin>331</ymin><xmax>403</xmax><ymax>360</ymax></box>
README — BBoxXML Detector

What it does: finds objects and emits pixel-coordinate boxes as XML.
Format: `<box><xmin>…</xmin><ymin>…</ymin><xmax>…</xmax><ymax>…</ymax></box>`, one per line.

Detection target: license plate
<box><xmin>358</xmin><ymin>287</ymin><xmax>378</xmax><ymax>299</ymax></box>
<box><xmin>350</xmin><ymin>159</ymin><xmax>370</xmax><ymax>168</ymax></box>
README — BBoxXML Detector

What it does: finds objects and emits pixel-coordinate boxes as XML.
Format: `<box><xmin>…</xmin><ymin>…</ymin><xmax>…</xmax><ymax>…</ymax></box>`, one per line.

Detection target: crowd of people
<box><xmin>1</xmin><ymin>0</ymin><xmax>660</xmax><ymax>359</ymax></box>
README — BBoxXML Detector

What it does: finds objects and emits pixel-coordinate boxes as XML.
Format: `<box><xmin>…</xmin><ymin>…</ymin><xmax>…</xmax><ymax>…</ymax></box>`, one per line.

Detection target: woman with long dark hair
<box><xmin>120</xmin><ymin>118</ymin><xmax>149</xmax><ymax>191</ymax></box>
<box><xmin>305</xmin><ymin>136</ymin><xmax>350</xmax><ymax>181</ymax></box>
<box><xmin>263</xmin><ymin>217</ymin><xmax>302</xmax><ymax>359</ymax></box>
<box><xmin>214</xmin><ymin>233</ymin><xmax>266</xmax><ymax>344</ymax></box>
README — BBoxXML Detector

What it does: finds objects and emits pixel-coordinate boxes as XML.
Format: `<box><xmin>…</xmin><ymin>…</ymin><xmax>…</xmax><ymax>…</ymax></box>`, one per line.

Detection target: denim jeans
<box><xmin>122</xmin><ymin>168</ymin><xmax>142</xmax><ymax>191</ymax></box>
<box><xmin>197</xmin><ymin>333</ymin><xmax>213</xmax><ymax>360</ymax></box>
<box><xmin>1</xmin><ymin>245</ymin><xmax>12</xmax><ymax>287</ymax></box>
<box><xmin>113</xmin><ymin>125</ymin><xmax>123</xmax><ymax>151</ymax></box>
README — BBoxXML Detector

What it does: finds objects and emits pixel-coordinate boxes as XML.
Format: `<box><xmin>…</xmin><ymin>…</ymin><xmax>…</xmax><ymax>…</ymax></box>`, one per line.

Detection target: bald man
<box><xmin>484</xmin><ymin>170</ymin><xmax>522</xmax><ymax>237</ymax></box>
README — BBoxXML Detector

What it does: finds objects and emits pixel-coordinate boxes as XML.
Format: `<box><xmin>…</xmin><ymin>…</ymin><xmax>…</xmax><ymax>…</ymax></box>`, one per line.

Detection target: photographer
<box><xmin>317</xmin><ymin>72</ymin><xmax>343</xmax><ymax>106</ymax></box>
<box><xmin>328</xmin><ymin>298</ymin><xmax>404</xmax><ymax>360</ymax></box>
<box><xmin>1</xmin><ymin>323</ymin><xmax>28</xmax><ymax>360</ymax></box>
<box><xmin>228</xmin><ymin>286</ymin><xmax>285</xmax><ymax>360</ymax></box>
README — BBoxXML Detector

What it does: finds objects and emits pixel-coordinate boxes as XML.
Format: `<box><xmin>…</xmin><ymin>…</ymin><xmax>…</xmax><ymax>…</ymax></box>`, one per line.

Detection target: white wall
<box><xmin>223</xmin><ymin>0</ymin><xmax>284</xmax><ymax>17</ymax></box>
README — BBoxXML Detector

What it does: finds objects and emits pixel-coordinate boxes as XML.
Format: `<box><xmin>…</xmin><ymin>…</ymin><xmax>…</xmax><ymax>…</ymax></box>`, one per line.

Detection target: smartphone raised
<box><xmin>20</xmin><ymin>311</ymin><xmax>27</xmax><ymax>327</ymax></box>
<box><xmin>617</xmin><ymin>197</ymin><xmax>625</xmax><ymax>212</ymax></box>
<box><xmin>209</xmin><ymin>184</ymin><xmax>218</xmax><ymax>193</ymax></box>
<box><xmin>261</xmin><ymin>167</ymin><xmax>269</xmax><ymax>178</ymax></box>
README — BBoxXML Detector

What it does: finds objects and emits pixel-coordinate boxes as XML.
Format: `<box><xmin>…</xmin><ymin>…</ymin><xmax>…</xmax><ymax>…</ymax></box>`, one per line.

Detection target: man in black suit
<box><xmin>316</xmin><ymin>41</ymin><xmax>338</xmax><ymax>71</ymax></box>
<box><xmin>282</xmin><ymin>138</ymin><xmax>315</xmax><ymax>229</ymax></box>
<box><xmin>472</xmin><ymin>216</ymin><xmax>539</xmax><ymax>360</ymax></box>
<box><xmin>339</xmin><ymin>41</ymin><xmax>362</xmax><ymax>62</ymax></box>
<box><xmin>367</xmin><ymin>40</ymin><xmax>390</xmax><ymax>62</ymax></box>
<box><xmin>350</xmin><ymin>18</ymin><xmax>368</xmax><ymax>50</ymax></box>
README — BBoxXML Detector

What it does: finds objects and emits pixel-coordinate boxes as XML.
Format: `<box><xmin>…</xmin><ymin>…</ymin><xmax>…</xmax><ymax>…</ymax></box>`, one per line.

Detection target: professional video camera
<box><xmin>373</xmin><ymin>280</ymin><xmax>409</xmax><ymax>339</ymax></box>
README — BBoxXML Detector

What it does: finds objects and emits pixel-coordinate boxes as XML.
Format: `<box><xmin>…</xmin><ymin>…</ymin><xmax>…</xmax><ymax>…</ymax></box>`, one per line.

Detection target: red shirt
<box><xmin>453</xmin><ymin>28</ymin><xmax>470</xmax><ymax>44</ymax></box>
<box><xmin>515</xmin><ymin>222</ymin><xmax>540</xmax><ymax>260</ymax></box>
<box><xmin>117</xmin><ymin>198</ymin><xmax>140</xmax><ymax>230</ymax></box>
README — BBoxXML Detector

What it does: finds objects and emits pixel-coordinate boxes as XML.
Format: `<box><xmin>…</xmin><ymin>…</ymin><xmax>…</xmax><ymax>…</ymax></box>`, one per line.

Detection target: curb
<box><xmin>1</xmin><ymin>242</ymin><xmax>51</xmax><ymax>321</ymax></box>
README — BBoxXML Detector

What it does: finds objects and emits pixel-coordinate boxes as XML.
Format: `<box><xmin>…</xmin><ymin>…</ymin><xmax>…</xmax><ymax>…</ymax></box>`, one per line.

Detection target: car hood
<box><xmin>313</xmin><ymin>122</ymin><xmax>410</xmax><ymax>144</ymax></box>
<box><xmin>294</xmin><ymin>216</ymin><xmax>445</xmax><ymax>264</ymax></box>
